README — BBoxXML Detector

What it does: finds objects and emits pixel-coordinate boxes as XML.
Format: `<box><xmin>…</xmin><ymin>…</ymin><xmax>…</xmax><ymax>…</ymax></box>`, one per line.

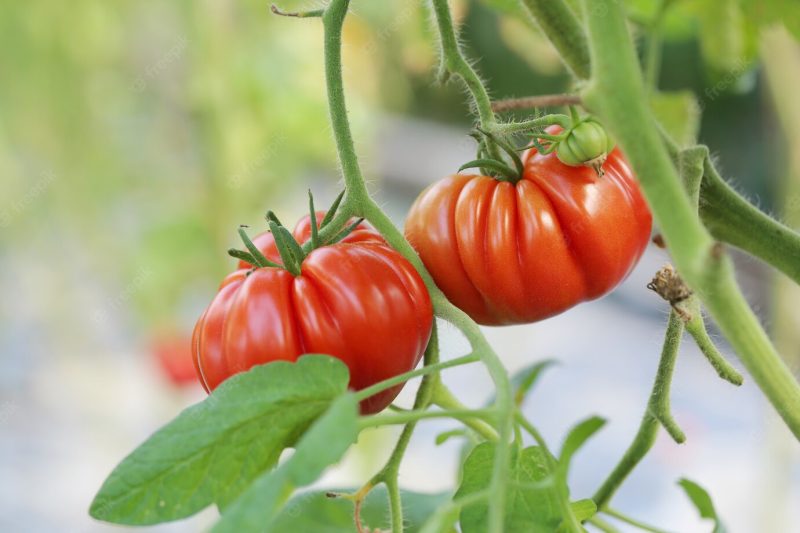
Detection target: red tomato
<box><xmin>194</xmin><ymin>215</ymin><xmax>433</xmax><ymax>414</ymax></box>
<box><xmin>404</xmin><ymin>127</ymin><xmax>652</xmax><ymax>325</ymax></box>
<box><xmin>151</xmin><ymin>333</ymin><xmax>198</xmax><ymax>387</ymax></box>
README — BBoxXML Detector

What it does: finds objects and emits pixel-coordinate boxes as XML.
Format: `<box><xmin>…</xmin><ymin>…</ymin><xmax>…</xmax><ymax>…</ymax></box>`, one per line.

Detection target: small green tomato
<box><xmin>556</xmin><ymin>119</ymin><xmax>615</xmax><ymax>176</ymax></box>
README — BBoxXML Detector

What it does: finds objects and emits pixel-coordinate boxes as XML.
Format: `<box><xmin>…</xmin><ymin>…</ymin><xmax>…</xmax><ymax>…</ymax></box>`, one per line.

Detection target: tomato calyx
<box><xmin>529</xmin><ymin>107</ymin><xmax>615</xmax><ymax>177</ymax></box>
<box><xmin>459</xmin><ymin>127</ymin><xmax>525</xmax><ymax>183</ymax></box>
<box><xmin>227</xmin><ymin>189</ymin><xmax>363</xmax><ymax>276</ymax></box>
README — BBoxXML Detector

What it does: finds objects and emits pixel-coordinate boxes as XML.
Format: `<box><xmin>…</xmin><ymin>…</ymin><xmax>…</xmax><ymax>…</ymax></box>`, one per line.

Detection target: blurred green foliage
<box><xmin>0</xmin><ymin>0</ymin><xmax>788</xmax><ymax>335</ymax></box>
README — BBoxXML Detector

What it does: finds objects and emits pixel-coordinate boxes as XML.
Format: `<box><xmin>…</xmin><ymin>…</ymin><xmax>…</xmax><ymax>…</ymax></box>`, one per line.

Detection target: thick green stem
<box><xmin>518</xmin><ymin>0</ymin><xmax>590</xmax><ymax>79</ymax></box>
<box><xmin>580</xmin><ymin>0</ymin><xmax>800</xmax><ymax>441</ymax></box>
<box><xmin>593</xmin><ymin>311</ymin><xmax>685</xmax><ymax>509</ymax></box>
<box><xmin>699</xmin><ymin>161</ymin><xmax>800</xmax><ymax>285</ymax></box>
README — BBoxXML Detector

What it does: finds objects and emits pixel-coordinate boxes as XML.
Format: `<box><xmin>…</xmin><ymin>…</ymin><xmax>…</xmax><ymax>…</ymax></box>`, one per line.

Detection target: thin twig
<box><xmin>491</xmin><ymin>94</ymin><xmax>582</xmax><ymax>112</ymax></box>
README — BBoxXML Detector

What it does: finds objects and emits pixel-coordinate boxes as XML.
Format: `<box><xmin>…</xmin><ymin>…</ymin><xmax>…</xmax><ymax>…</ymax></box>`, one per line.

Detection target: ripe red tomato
<box><xmin>151</xmin><ymin>332</ymin><xmax>199</xmax><ymax>387</ymax></box>
<box><xmin>194</xmin><ymin>215</ymin><xmax>433</xmax><ymax>414</ymax></box>
<box><xmin>404</xmin><ymin>127</ymin><xmax>652</xmax><ymax>325</ymax></box>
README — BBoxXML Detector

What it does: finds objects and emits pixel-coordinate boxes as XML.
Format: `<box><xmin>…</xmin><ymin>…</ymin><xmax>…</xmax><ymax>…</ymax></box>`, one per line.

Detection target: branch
<box><xmin>579</xmin><ymin>0</ymin><xmax>800</xmax><ymax>440</ymax></box>
<box><xmin>491</xmin><ymin>94</ymin><xmax>582</xmax><ymax>112</ymax></box>
<box><xmin>592</xmin><ymin>310</ymin><xmax>686</xmax><ymax>509</ymax></box>
<box><xmin>320</xmin><ymin>3</ymin><xmax>517</xmax><ymax>532</ymax></box>
<box><xmin>699</xmin><ymin>160</ymin><xmax>800</xmax><ymax>285</ymax></box>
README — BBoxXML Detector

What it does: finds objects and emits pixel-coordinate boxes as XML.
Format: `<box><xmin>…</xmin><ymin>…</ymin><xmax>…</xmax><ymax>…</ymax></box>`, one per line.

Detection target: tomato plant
<box><xmin>91</xmin><ymin>1</ymin><xmax>800</xmax><ymax>532</ymax></box>
<box><xmin>405</xmin><ymin>125</ymin><xmax>651</xmax><ymax>325</ymax></box>
<box><xmin>194</xmin><ymin>208</ymin><xmax>433</xmax><ymax>414</ymax></box>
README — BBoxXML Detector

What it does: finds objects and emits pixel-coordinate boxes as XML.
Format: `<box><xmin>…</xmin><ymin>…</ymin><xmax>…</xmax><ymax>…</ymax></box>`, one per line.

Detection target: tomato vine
<box><xmin>89</xmin><ymin>0</ymin><xmax>800</xmax><ymax>532</ymax></box>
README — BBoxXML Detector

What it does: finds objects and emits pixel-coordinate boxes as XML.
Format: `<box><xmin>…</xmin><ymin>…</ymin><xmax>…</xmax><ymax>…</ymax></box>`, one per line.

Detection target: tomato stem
<box><xmin>592</xmin><ymin>310</ymin><xmax>686</xmax><ymax>509</ymax></box>
<box><xmin>428</xmin><ymin>0</ymin><xmax>504</xmax><ymax>163</ymax></box>
<box><xmin>580</xmin><ymin>0</ymin><xmax>800</xmax><ymax>441</ymax></box>
<box><xmin>353</xmin><ymin>350</ymin><xmax>479</xmax><ymax>403</ymax></box>
<box><xmin>491</xmin><ymin>93</ymin><xmax>582</xmax><ymax>113</ymax></box>
<box><xmin>321</xmin><ymin>2</ymin><xmax>517</xmax><ymax>531</ymax></box>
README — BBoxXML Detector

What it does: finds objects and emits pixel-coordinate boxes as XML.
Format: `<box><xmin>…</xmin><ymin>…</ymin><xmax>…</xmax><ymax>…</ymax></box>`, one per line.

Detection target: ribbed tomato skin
<box><xmin>194</xmin><ymin>217</ymin><xmax>433</xmax><ymax>414</ymax></box>
<box><xmin>404</xmin><ymin>139</ymin><xmax>652</xmax><ymax>326</ymax></box>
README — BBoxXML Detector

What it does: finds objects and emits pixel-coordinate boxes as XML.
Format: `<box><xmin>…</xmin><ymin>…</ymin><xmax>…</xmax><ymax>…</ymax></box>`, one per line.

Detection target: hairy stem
<box><xmin>593</xmin><ymin>311</ymin><xmax>685</xmax><ymax>509</ymax></box>
<box><xmin>580</xmin><ymin>0</ymin><xmax>800</xmax><ymax>440</ymax></box>
<box><xmin>322</xmin><ymin>3</ymin><xmax>516</xmax><ymax>531</ymax></box>
<box><xmin>430</xmin><ymin>0</ymin><xmax>502</xmax><ymax>160</ymax></box>
<box><xmin>681</xmin><ymin>298</ymin><xmax>743</xmax><ymax>386</ymax></box>
<box><xmin>699</xmin><ymin>161</ymin><xmax>800</xmax><ymax>285</ymax></box>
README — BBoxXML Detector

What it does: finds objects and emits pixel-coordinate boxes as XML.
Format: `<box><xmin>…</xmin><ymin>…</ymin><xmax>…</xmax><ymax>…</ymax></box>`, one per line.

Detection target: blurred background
<box><xmin>1</xmin><ymin>0</ymin><xmax>799</xmax><ymax>531</ymax></box>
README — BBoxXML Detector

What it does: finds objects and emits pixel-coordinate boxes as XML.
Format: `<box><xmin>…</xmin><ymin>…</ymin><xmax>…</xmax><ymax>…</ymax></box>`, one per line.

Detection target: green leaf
<box><xmin>510</xmin><ymin>359</ymin><xmax>558</xmax><ymax>406</ymax></box>
<box><xmin>569</xmin><ymin>499</ymin><xmax>597</xmax><ymax>522</ymax></box>
<box><xmin>455</xmin><ymin>443</ymin><xmax>561</xmax><ymax>533</ymax></box>
<box><xmin>649</xmin><ymin>91</ymin><xmax>701</xmax><ymax>148</ymax></box>
<box><xmin>89</xmin><ymin>355</ymin><xmax>350</xmax><ymax>525</ymax></box>
<box><xmin>678</xmin><ymin>478</ymin><xmax>727</xmax><ymax>533</ymax></box>
<box><xmin>212</xmin><ymin>394</ymin><xmax>359</xmax><ymax>532</ymax></box>
<box><xmin>270</xmin><ymin>487</ymin><xmax>451</xmax><ymax>533</ymax></box>
<box><xmin>558</xmin><ymin>416</ymin><xmax>606</xmax><ymax>474</ymax></box>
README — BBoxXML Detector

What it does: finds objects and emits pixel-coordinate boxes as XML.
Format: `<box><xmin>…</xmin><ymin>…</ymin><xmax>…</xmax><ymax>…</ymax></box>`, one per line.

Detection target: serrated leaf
<box><xmin>270</xmin><ymin>487</ymin><xmax>451</xmax><ymax>533</ymax></box>
<box><xmin>455</xmin><ymin>443</ymin><xmax>561</xmax><ymax>533</ymax></box>
<box><xmin>89</xmin><ymin>355</ymin><xmax>350</xmax><ymax>525</ymax></box>
<box><xmin>650</xmin><ymin>91</ymin><xmax>701</xmax><ymax>148</ymax></box>
<box><xmin>678</xmin><ymin>478</ymin><xmax>727</xmax><ymax>533</ymax></box>
<box><xmin>212</xmin><ymin>394</ymin><xmax>359</xmax><ymax>532</ymax></box>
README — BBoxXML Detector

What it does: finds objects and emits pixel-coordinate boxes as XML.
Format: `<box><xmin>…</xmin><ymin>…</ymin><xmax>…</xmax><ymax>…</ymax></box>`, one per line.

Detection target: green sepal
<box><xmin>320</xmin><ymin>190</ymin><xmax>345</xmax><ymax>228</ymax></box>
<box><xmin>268</xmin><ymin>221</ymin><xmax>305</xmax><ymax>276</ymax></box>
<box><xmin>327</xmin><ymin>217</ymin><xmax>364</xmax><ymax>245</ymax></box>
<box><xmin>459</xmin><ymin>159</ymin><xmax>519</xmax><ymax>183</ymax></box>
<box><xmin>237</xmin><ymin>226</ymin><xmax>281</xmax><ymax>269</ymax></box>
<box><xmin>308</xmin><ymin>190</ymin><xmax>320</xmax><ymax>249</ymax></box>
